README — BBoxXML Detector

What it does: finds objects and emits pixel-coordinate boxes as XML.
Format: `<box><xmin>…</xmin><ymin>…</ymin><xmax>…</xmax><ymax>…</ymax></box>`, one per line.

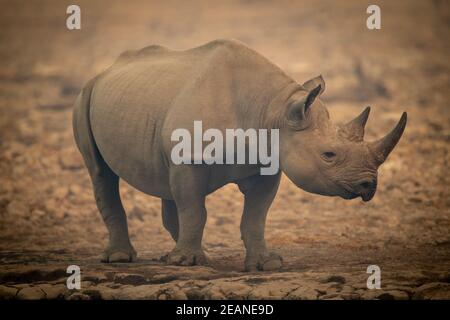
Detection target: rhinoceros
<box><xmin>73</xmin><ymin>39</ymin><xmax>407</xmax><ymax>271</ymax></box>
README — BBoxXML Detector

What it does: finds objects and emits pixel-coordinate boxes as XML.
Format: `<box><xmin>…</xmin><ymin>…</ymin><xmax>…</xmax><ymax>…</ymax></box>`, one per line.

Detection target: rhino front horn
<box><xmin>339</xmin><ymin>106</ymin><xmax>371</xmax><ymax>142</ymax></box>
<box><xmin>370</xmin><ymin>112</ymin><xmax>407</xmax><ymax>165</ymax></box>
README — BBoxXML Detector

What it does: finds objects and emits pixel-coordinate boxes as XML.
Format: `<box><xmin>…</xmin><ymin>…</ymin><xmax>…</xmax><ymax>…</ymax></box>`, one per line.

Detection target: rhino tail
<box><xmin>72</xmin><ymin>76</ymin><xmax>107</xmax><ymax>174</ymax></box>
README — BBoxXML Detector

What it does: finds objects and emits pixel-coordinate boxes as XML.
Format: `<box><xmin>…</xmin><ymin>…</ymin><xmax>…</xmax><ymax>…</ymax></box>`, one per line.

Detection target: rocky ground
<box><xmin>0</xmin><ymin>0</ymin><xmax>449</xmax><ymax>299</ymax></box>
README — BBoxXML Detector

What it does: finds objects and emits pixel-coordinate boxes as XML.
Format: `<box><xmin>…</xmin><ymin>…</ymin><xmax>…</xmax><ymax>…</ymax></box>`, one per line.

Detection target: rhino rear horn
<box><xmin>369</xmin><ymin>112</ymin><xmax>407</xmax><ymax>165</ymax></box>
<box><xmin>338</xmin><ymin>106</ymin><xmax>371</xmax><ymax>142</ymax></box>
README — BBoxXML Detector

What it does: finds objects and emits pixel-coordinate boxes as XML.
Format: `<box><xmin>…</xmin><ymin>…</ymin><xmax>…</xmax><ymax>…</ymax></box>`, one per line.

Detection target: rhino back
<box><xmin>90</xmin><ymin>39</ymin><xmax>294</xmax><ymax>196</ymax></box>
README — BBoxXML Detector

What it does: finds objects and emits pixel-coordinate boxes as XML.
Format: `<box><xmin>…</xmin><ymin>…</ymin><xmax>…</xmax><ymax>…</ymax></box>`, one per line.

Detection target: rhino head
<box><xmin>279</xmin><ymin>75</ymin><xmax>407</xmax><ymax>202</ymax></box>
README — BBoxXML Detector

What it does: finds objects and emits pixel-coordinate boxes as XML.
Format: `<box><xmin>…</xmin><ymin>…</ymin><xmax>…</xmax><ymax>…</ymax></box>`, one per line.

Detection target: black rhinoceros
<box><xmin>73</xmin><ymin>39</ymin><xmax>406</xmax><ymax>271</ymax></box>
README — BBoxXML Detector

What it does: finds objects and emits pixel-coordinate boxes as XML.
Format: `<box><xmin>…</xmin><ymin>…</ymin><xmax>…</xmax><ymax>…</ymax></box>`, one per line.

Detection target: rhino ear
<box><xmin>286</xmin><ymin>84</ymin><xmax>322</xmax><ymax>129</ymax></box>
<box><xmin>303</xmin><ymin>75</ymin><xmax>325</xmax><ymax>95</ymax></box>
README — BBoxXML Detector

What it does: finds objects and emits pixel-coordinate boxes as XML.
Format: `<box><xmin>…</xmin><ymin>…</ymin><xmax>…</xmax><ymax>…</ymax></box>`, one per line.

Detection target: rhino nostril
<box><xmin>359</xmin><ymin>179</ymin><xmax>375</xmax><ymax>190</ymax></box>
<box><xmin>361</xmin><ymin>181</ymin><xmax>371</xmax><ymax>189</ymax></box>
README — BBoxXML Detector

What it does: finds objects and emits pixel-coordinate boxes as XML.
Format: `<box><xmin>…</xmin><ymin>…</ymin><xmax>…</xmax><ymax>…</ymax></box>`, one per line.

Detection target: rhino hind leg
<box><xmin>90</xmin><ymin>167</ymin><xmax>137</xmax><ymax>263</ymax></box>
<box><xmin>238</xmin><ymin>173</ymin><xmax>283</xmax><ymax>271</ymax></box>
<box><xmin>161</xmin><ymin>199</ymin><xmax>179</xmax><ymax>242</ymax></box>
<box><xmin>164</xmin><ymin>166</ymin><xmax>208</xmax><ymax>266</ymax></box>
<box><xmin>73</xmin><ymin>79</ymin><xmax>136</xmax><ymax>263</ymax></box>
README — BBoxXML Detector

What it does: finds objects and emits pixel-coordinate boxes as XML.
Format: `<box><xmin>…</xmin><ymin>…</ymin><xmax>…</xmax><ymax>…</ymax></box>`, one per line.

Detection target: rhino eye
<box><xmin>321</xmin><ymin>151</ymin><xmax>337</xmax><ymax>162</ymax></box>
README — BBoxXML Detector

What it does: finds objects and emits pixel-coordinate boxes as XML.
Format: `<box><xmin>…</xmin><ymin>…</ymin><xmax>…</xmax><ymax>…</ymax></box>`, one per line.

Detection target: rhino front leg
<box><xmin>238</xmin><ymin>172</ymin><xmax>282</xmax><ymax>271</ymax></box>
<box><xmin>165</xmin><ymin>166</ymin><xmax>208</xmax><ymax>266</ymax></box>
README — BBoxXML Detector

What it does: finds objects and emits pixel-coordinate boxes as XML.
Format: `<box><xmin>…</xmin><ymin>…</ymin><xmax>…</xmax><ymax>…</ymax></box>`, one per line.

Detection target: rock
<box><xmin>380</xmin><ymin>290</ymin><xmax>409</xmax><ymax>300</ymax></box>
<box><xmin>128</xmin><ymin>206</ymin><xmax>146</xmax><ymax>221</ymax></box>
<box><xmin>60</xmin><ymin>85</ymin><xmax>80</xmax><ymax>97</ymax></box>
<box><xmin>247</xmin><ymin>282</ymin><xmax>296</xmax><ymax>300</ymax></box>
<box><xmin>91</xmin><ymin>285</ymin><xmax>117</xmax><ymax>300</ymax></box>
<box><xmin>184</xmin><ymin>288</ymin><xmax>204</xmax><ymax>300</ymax></box>
<box><xmin>340</xmin><ymin>293</ymin><xmax>360</xmax><ymax>300</ymax></box>
<box><xmin>287</xmin><ymin>286</ymin><xmax>318</xmax><ymax>300</ymax></box>
<box><xmin>6</xmin><ymin>199</ymin><xmax>29</xmax><ymax>217</ymax></box>
<box><xmin>383</xmin><ymin>284</ymin><xmax>414</xmax><ymax>294</ymax></box>
<box><xmin>105</xmin><ymin>282</ymin><xmax>123</xmax><ymax>289</ymax></box>
<box><xmin>437</xmin><ymin>271</ymin><xmax>450</xmax><ymax>283</ymax></box>
<box><xmin>413</xmin><ymin>282</ymin><xmax>450</xmax><ymax>300</ymax></box>
<box><xmin>151</xmin><ymin>273</ymin><xmax>181</xmax><ymax>283</ymax></box>
<box><xmin>17</xmin><ymin>287</ymin><xmax>46</xmax><ymax>300</ymax></box>
<box><xmin>219</xmin><ymin>282</ymin><xmax>252</xmax><ymax>300</ymax></box>
<box><xmin>114</xmin><ymin>284</ymin><xmax>187</xmax><ymax>300</ymax></box>
<box><xmin>81</xmin><ymin>281</ymin><xmax>93</xmax><ymax>288</ymax></box>
<box><xmin>319</xmin><ymin>293</ymin><xmax>339</xmax><ymax>300</ymax></box>
<box><xmin>38</xmin><ymin>103</ymin><xmax>70</xmax><ymax>111</ymax></box>
<box><xmin>360</xmin><ymin>290</ymin><xmax>380</xmax><ymax>300</ymax></box>
<box><xmin>59</xmin><ymin>148</ymin><xmax>83</xmax><ymax>170</ymax></box>
<box><xmin>322</xmin><ymin>275</ymin><xmax>346</xmax><ymax>284</ymax></box>
<box><xmin>361</xmin><ymin>289</ymin><xmax>409</xmax><ymax>300</ymax></box>
<box><xmin>113</xmin><ymin>273</ymin><xmax>148</xmax><ymax>285</ymax></box>
<box><xmin>52</xmin><ymin>186</ymin><xmax>68</xmax><ymax>199</ymax></box>
<box><xmin>340</xmin><ymin>285</ymin><xmax>355</xmax><ymax>293</ymax></box>
<box><xmin>158</xmin><ymin>287</ymin><xmax>187</xmax><ymax>300</ymax></box>
<box><xmin>227</xmin><ymin>282</ymin><xmax>251</xmax><ymax>298</ymax></box>
<box><xmin>3</xmin><ymin>142</ymin><xmax>26</xmax><ymax>161</ymax></box>
<box><xmin>82</xmin><ymin>290</ymin><xmax>102</xmax><ymax>300</ymax></box>
<box><xmin>115</xmin><ymin>285</ymin><xmax>160</xmax><ymax>299</ymax></box>
<box><xmin>39</xmin><ymin>284</ymin><xmax>67</xmax><ymax>299</ymax></box>
<box><xmin>13</xmin><ymin>284</ymin><xmax>30</xmax><ymax>289</ymax></box>
<box><xmin>326</xmin><ymin>282</ymin><xmax>343</xmax><ymax>292</ymax></box>
<box><xmin>201</xmin><ymin>281</ymin><xmax>252</xmax><ymax>300</ymax></box>
<box><xmin>67</xmin><ymin>292</ymin><xmax>92</xmax><ymax>300</ymax></box>
<box><xmin>0</xmin><ymin>286</ymin><xmax>18</xmax><ymax>299</ymax></box>
<box><xmin>201</xmin><ymin>286</ymin><xmax>225</xmax><ymax>299</ymax></box>
<box><xmin>83</xmin><ymin>273</ymin><xmax>109</xmax><ymax>284</ymax></box>
<box><xmin>247</xmin><ymin>287</ymin><xmax>280</xmax><ymax>300</ymax></box>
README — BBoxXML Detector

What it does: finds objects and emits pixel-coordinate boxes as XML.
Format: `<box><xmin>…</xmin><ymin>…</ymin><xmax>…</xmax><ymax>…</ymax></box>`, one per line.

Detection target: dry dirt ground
<box><xmin>0</xmin><ymin>0</ymin><xmax>449</xmax><ymax>300</ymax></box>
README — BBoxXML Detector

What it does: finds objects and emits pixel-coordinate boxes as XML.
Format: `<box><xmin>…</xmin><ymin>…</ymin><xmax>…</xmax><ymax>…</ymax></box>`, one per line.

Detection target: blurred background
<box><xmin>0</xmin><ymin>0</ymin><xmax>449</xmax><ymax>299</ymax></box>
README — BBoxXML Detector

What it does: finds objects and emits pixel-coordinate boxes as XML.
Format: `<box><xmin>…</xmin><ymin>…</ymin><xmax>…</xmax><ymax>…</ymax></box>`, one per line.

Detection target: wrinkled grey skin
<box><xmin>73</xmin><ymin>39</ymin><xmax>407</xmax><ymax>271</ymax></box>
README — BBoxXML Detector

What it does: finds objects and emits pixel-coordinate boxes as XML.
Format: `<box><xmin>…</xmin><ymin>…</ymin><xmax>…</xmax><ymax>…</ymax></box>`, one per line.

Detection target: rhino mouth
<box><xmin>341</xmin><ymin>190</ymin><xmax>360</xmax><ymax>200</ymax></box>
<box><xmin>339</xmin><ymin>184</ymin><xmax>372</xmax><ymax>202</ymax></box>
<box><xmin>341</xmin><ymin>188</ymin><xmax>375</xmax><ymax>202</ymax></box>
<box><xmin>360</xmin><ymin>190</ymin><xmax>376</xmax><ymax>202</ymax></box>
<box><xmin>339</xmin><ymin>180</ymin><xmax>376</xmax><ymax>202</ymax></box>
